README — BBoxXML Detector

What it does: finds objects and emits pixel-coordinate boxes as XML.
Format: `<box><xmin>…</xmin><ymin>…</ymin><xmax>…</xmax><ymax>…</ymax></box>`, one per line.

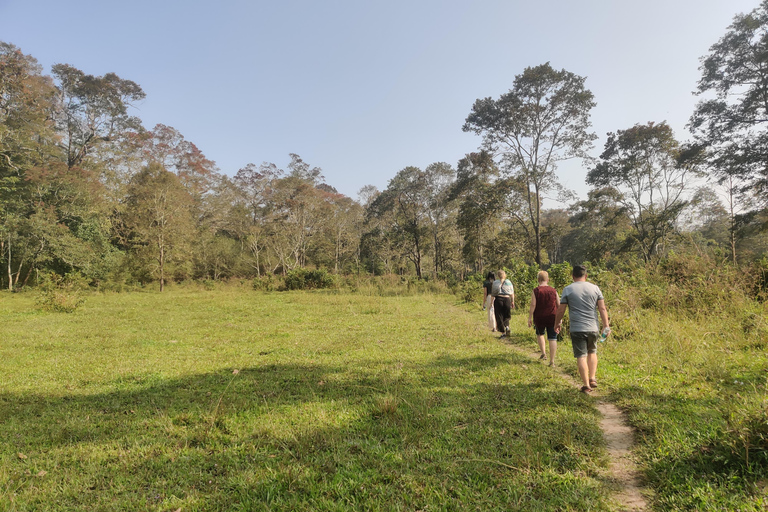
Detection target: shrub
<box><xmin>505</xmin><ymin>260</ymin><xmax>539</xmax><ymax>310</ymax></box>
<box><xmin>305</xmin><ymin>269</ymin><xmax>336</xmax><ymax>289</ymax></box>
<box><xmin>284</xmin><ymin>268</ymin><xmax>336</xmax><ymax>290</ymax></box>
<box><xmin>253</xmin><ymin>274</ymin><xmax>279</xmax><ymax>292</ymax></box>
<box><xmin>36</xmin><ymin>272</ymin><xmax>88</xmax><ymax>313</ymax></box>
<box><xmin>547</xmin><ymin>262</ymin><xmax>572</xmax><ymax>291</ymax></box>
<box><xmin>750</xmin><ymin>256</ymin><xmax>768</xmax><ymax>301</ymax></box>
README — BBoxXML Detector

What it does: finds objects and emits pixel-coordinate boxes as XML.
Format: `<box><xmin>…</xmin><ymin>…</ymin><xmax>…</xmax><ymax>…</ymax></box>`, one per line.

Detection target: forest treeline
<box><xmin>2</xmin><ymin>2</ymin><xmax>768</xmax><ymax>292</ymax></box>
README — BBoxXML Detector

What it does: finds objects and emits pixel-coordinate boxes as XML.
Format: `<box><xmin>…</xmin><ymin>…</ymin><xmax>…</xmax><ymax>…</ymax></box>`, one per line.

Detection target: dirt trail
<box><xmin>597</xmin><ymin>401</ymin><xmax>648</xmax><ymax>511</ymax></box>
<box><xmin>509</xmin><ymin>343</ymin><xmax>649</xmax><ymax>511</ymax></box>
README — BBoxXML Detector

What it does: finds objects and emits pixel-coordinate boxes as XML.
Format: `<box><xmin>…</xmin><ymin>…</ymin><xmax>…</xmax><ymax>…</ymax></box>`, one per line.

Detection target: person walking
<box><xmin>492</xmin><ymin>270</ymin><xmax>514</xmax><ymax>338</ymax></box>
<box><xmin>554</xmin><ymin>265</ymin><xmax>610</xmax><ymax>393</ymax></box>
<box><xmin>483</xmin><ymin>272</ymin><xmax>497</xmax><ymax>332</ymax></box>
<box><xmin>528</xmin><ymin>270</ymin><xmax>559</xmax><ymax>366</ymax></box>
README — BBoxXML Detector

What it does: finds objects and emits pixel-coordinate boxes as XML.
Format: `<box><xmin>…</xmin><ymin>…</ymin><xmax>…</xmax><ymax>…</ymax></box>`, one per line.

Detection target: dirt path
<box><xmin>510</xmin><ymin>343</ymin><xmax>649</xmax><ymax>511</ymax></box>
<box><xmin>596</xmin><ymin>401</ymin><xmax>648</xmax><ymax>511</ymax></box>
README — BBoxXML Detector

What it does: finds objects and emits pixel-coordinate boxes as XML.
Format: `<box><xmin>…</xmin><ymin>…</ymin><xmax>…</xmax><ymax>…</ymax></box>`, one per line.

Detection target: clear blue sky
<box><xmin>0</xmin><ymin>0</ymin><xmax>759</xmax><ymax>202</ymax></box>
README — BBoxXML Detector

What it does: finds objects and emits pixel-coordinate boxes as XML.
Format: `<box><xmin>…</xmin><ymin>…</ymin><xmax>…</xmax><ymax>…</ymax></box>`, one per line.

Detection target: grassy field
<box><xmin>2</xmin><ymin>284</ymin><xmax>610</xmax><ymax>511</ymax></box>
<box><xmin>1</xmin><ymin>282</ymin><xmax>766</xmax><ymax>511</ymax></box>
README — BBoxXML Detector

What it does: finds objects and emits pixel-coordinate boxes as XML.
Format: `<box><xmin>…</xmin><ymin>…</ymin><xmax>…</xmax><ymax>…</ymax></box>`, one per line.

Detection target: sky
<box><xmin>0</xmin><ymin>0</ymin><xmax>760</xmax><ymax>203</ymax></box>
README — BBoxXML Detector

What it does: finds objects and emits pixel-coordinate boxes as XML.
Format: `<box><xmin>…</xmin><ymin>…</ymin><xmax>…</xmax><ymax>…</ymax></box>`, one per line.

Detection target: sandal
<box><xmin>589</xmin><ymin>380</ymin><xmax>598</xmax><ymax>389</ymax></box>
<box><xmin>580</xmin><ymin>386</ymin><xmax>593</xmax><ymax>394</ymax></box>
<box><xmin>539</xmin><ymin>354</ymin><xmax>547</xmax><ymax>360</ymax></box>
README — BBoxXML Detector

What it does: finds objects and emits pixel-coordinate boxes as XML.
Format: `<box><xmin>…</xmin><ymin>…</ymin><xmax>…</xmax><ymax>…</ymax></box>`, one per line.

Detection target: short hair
<box><xmin>537</xmin><ymin>270</ymin><xmax>549</xmax><ymax>284</ymax></box>
<box><xmin>572</xmin><ymin>265</ymin><xmax>587</xmax><ymax>278</ymax></box>
<box><xmin>498</xmin><ymin>270</ymin><xmax>506</xmax><ymax>279</ymax></box>
<box><xmin>486</xmin><ymin>272</ymin><xmax>495</xmax><ymax>281</ymax></box>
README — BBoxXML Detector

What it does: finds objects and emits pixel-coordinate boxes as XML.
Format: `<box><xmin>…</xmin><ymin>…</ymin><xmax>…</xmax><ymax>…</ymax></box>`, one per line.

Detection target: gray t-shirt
<box><xmin>560</xmin><ymin>281</ymin><xmax>603</xmax><ymax>332</ymax></box>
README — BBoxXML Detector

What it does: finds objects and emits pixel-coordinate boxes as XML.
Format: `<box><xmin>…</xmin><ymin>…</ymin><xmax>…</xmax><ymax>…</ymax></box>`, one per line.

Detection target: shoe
<box><xmin>589</xmin><ymin>379</ymin><xmax>598</xmax><ymax>389</ymax></box>
<box><xmin>499</xmin><ymin>334</ymin><xmax>507</xmax><ymax>339</ymax></box>
<box><xmin>580</xmin><ymin>386</ymin><xmax>593</xmax><ymax>394</ymax></box>
<box><xmin>539</xmin><ymin>354</ymin><xmax>547</xmax><ymax>360</ymax></box>
<box><xmin>548</xmin><ymin>361</ymin><xmax>556</xmax><ymax>367</ymax></box>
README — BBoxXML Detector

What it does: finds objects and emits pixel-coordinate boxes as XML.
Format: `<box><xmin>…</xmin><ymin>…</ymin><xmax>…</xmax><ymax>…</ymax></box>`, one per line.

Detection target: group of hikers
<box><xmin>482</xmin><ymin>265</ymin><xmax>610</xmax><ymax>394</ymax></box>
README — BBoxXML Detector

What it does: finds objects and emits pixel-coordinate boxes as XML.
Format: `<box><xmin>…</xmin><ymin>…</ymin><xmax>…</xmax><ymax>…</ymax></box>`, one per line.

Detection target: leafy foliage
<box><xmin>284</xmin><ymin>268</ymin><xmax>337</xmax><ymax>290</ymax></box>
<box><xmin>35</xmin><ymin>271</ymin><xmax>87</xmax><ymax>312</ymax></box>
<box><xmin>464</xmin><ymin>63</ymin><xmax>596</xmax><ymax>264</ymax></box>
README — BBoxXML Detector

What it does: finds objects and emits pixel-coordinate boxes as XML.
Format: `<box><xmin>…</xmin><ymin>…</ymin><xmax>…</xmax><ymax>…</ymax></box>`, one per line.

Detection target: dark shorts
<box><xmin>571</xmin><ymin>331</ymin><xmax>599</xmax><ymax>358</ymax></box>
<box><xmin>534</xmin><ymin>324</ymin><xmax>557</xmax><ymax>341</ymax></box>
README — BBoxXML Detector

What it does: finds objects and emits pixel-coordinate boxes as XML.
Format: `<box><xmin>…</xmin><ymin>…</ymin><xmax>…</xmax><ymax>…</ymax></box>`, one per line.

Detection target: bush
<box><xmin>505</xmin><ymin>260</ymin><xmax>539</xmax><ymax>310</ymax></box>
<box><xmin>749</xmin><ymin>256</ymin><xmax>768</xmax><ymax>301</ymax></box>
<box><xmin>36</xmin><ymin>272</ymin><xmax>88</xmax><ymax>313</ymax></box>
<box><xmin>253</xmin><ymin>274</ymin><xmax>280</xmax><ymax>292</ymax></box>
<box><xmin>546</xmin><ymin>262</ymin><xmax>572</xmax><ymax>291</ymax></box>
<box><xmin>284</xmin><ymin>268</ymin><xmax>336</xmax><ymax>290</ymax></box>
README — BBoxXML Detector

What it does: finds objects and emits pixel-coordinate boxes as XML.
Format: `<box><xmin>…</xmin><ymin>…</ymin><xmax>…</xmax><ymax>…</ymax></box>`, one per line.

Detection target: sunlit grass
<box><xmin>1</xmin><ymin>285</ymin><xmax>611</xmax><ymax>511</ymax></box>
<box><xmin>506</xmin><ymin>283</ymin><xmax>768</xmax><ymax>511</ymax></box>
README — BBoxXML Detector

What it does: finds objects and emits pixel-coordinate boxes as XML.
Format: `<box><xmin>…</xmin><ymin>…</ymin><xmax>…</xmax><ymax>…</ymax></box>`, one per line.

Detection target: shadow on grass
<box><xmin>0</xmin><ymin>354</ymin><xmax>612</xmax><ymax>510</ymax></box>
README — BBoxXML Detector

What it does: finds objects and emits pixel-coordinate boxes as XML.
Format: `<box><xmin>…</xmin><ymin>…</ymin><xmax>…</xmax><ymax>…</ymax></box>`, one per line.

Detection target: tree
<box><xmin>689</xmin><ymin>1</ymin><xmax>768</xmax><ymax>260</ymax></box>
<box><xmin>563</xmin><ymin>187</ymin><xmax>631</xmax><ymax>263</ymax></box>
<box><xmin>122</xmin><ymin>163</ymin><xmax>195</xmax><ymax>291</ymax></box>
<box><xmin>463</xmin><ymin>62</ymin><xmax>596</xmax><ymax>265</ymax></box>
<box><xmin>587</xmin><ymin>122</ymin><xmax>698</xmax><ymax>262</ymax></box>
<box><xmin>51</xmin><ymin>63</ymin><xmax>145</xmax><ymax>170</ymax></box>
<box><xmin>422</xmin><ymin>162</ymin><xmax>456</xmax><ymax>277</ymax></box>
<box><xmin>0</xmin><ymin>44</ymin><xmax>111</xmax><ymax>289</ymax></box>
<box><xmin>368</xmin><ymin>167</ymin><xmax>431</xmax><ymax>278</ymax></box>
<box><xmin>229</xmin><ymin>162</ymin><xmax>282</xmax><ymax>275</ymax></box>
<box><xmin>540</xmin><ymin>209</ymin><xmax>571</xmax><ymax>264</ymax></box>
<box><xmin>266</xmin><ymin>175</ymin><xmax>327</xmax><ymax>272</ymax></box>
<box><xmin>451</xmin><ymin>151</ymin><xmax>504</xmax><ymax>272</ymax></box>
<box><xmin>1</xmin><ymin>43</ymin><xmax>58</xmax><ymax>289</ymax></box>
<box><xmin>321</xmin><ymin>193</ymin><xmax>363</xmax><ymax>274</ymax></box>
<box><xmin>141</xmin><ymin>124</ymin><xmax>219</xmax><ymax>197</ymax></box>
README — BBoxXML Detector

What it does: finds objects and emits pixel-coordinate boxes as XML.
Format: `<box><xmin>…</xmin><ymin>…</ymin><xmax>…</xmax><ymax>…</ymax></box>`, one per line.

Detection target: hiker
<box><xmin>483</xmin><ymin>272</ymin><xmax>497</xmax><ymax>332</ymax></box>
<box><xmin>492</xmin><ymin>270</ymin><xmax>514</xmax><ymax>338</ymax></box>
<box><xmin>554</xmin><ymin>265</ymin><xmax>610</xmax><ymax>393</ymax></box>
<box><xmin>528</xmin><ymin>270</ymin><xmax>559</xmax><ymax>366</ymax></box>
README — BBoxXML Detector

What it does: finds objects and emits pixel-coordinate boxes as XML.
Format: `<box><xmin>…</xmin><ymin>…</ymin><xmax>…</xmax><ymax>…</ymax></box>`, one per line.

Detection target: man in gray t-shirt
<box><xmin>554</xmin><ymin>265</ymin><xmax>610</xmax><ymax>393</ymax></box>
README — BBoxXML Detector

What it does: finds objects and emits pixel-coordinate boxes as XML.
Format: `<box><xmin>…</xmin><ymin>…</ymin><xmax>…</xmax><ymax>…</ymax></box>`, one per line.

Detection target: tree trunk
<box><xmin>7</xmin><ymin>235</ymin><xmax>12</xmax><ymax>291</ymax></box>
<box><xmin>21</xmin><ymin>265</ymin><xmax>34</xmax><ymax>287</ymax></box>
<box><xmin>729</xmin><ymin>182</ymin><xmax>737</xmax><ymax>265</ymax></box>
<box><xmin>159</xmin><ymin>237</ymin><xmax>165</xmax><ymax>292</ymax></box>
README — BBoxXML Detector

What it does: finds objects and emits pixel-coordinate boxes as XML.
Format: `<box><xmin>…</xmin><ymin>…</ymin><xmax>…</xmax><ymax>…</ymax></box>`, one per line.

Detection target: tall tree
<box><xmin>563</xmin><ymin>187</ymin><xmax>631</xmax><ymax>263</ymax></box>
<box><xmin>422</xmin><ymin>162</ymin><xmax>456</xmax><ymax>277</ymax></box>
<box><xmin>141</xmin><ymin>124</ymin><xmax>219</xmax><ymax>197</ymax></box>
<box><xmin>451</xmin><ymin>151</ymin><xmax>504</xmax><ymax>272</ymax></box>
<box><xmin>51</xmin><ymin>63</ymin><xmax>145</xmax><ymax>170</ymax></box>
<box><xmin>587</xmin><ymin>122</ymin><xmax>698</xmax><ymax>262</ymax></box>
<box><xmin>368</xmin><ymin>166</ymin><xmax>431</xmax><ymax>278</ymax></box>
<box><xmin>463</xmin><ymin>62</ymin><xmax>596</xmax><ymax>265</ymax></box>
<box><xmin>0</xmin><ymin>43</ymin><xmax>78</xmax><ymax>289</ymax></box>
<box><xmin>122</xmin><ymin>163</ymin><xmax>195</xmax><ymax>291</ymax></box>
<box><xmin>230</xmin><ymin>162</ymin><xmax>283</xmax><ymax>275</ymax></box>
<box><xmin>689</xmin><ymin>1</ymin><xmax>768</xmax><ymax>260</ymax></box>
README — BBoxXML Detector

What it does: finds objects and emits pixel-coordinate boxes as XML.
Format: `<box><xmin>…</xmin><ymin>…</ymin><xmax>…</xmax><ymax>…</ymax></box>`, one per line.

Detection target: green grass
<box><xmin>4</xmin><ymin>282</ymin><xmax>767</xmax><ymax>510</ymax></box>
<box><xmin>503</xmin><ymin>280</ymin><xmax>768</xmax><ymax>512</ymax></box>
<box><xmin>1</xmin><ymin>285</ymin><xmax>611</xmax><ymax>511</ymax></box>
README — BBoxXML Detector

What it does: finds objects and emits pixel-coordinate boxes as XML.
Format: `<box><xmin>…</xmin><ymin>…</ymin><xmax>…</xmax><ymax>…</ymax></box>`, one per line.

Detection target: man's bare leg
<box><xmin>587</xmin><ymin>352</ymin><xmax>598</xmax><ymax>382</ymax></box>
<box><xmin>577</xmin><ymin>356</ymin><xmax>590</xmax><ymax>388</ymax></box>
